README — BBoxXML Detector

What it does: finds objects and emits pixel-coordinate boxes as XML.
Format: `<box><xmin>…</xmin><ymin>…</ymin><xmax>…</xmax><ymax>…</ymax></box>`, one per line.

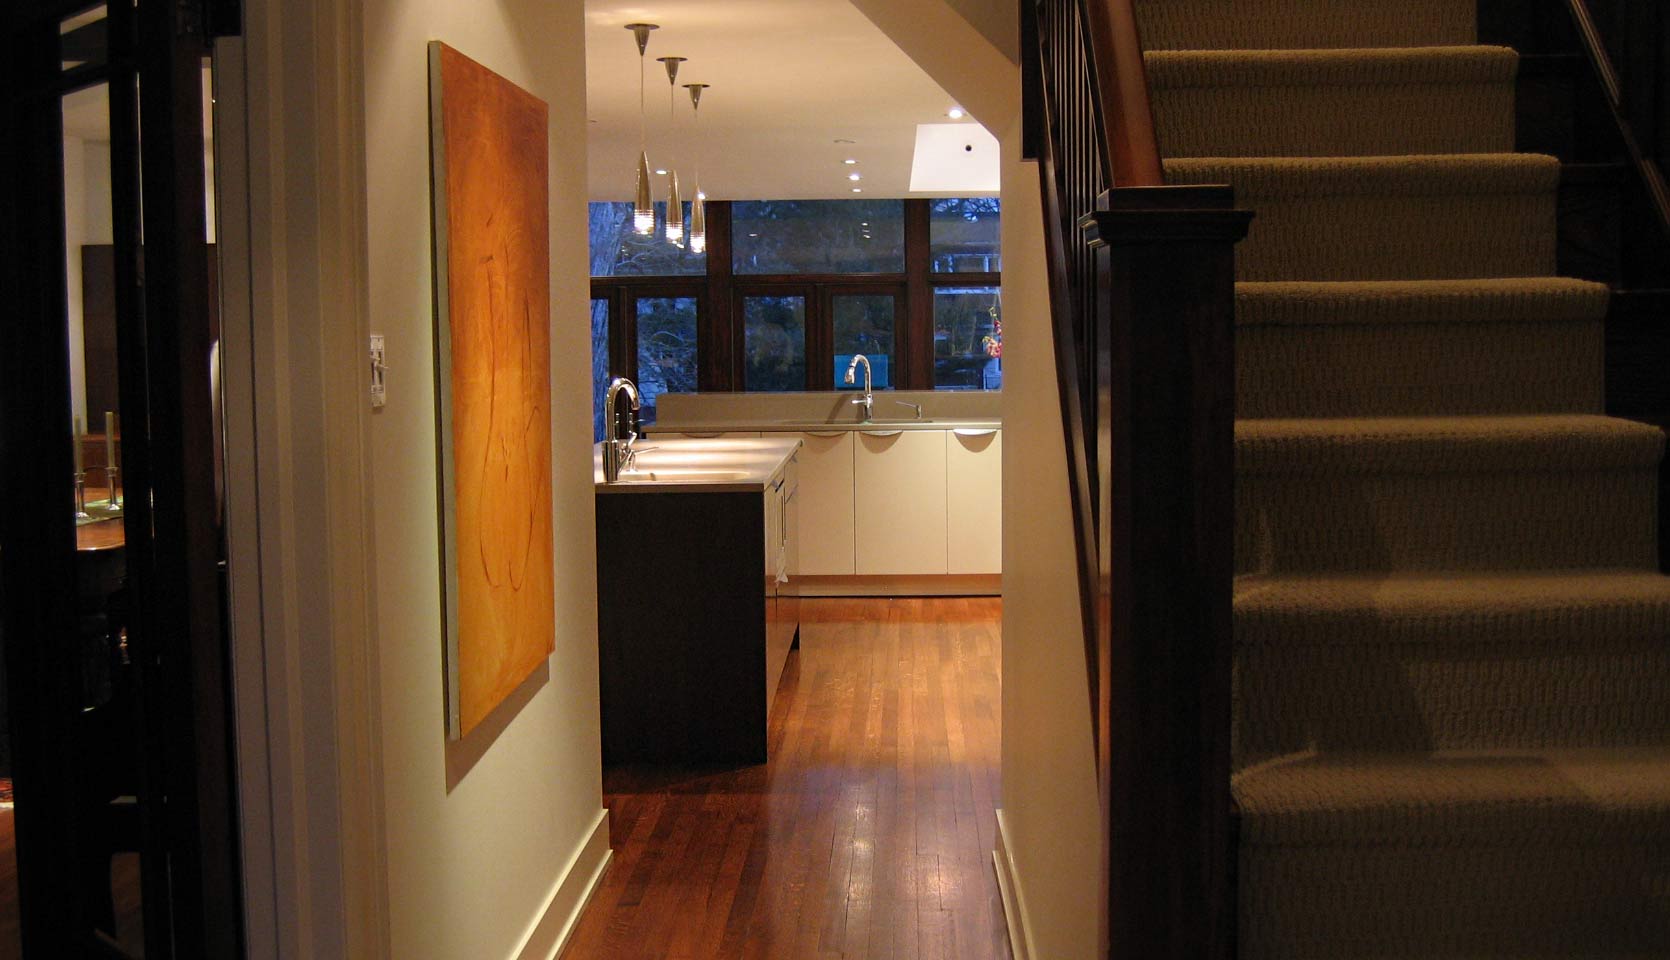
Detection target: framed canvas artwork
<box><xmin>428</xmin><ymin>41</ymin><xmax>554</xmax><ymax>740</ymax></box>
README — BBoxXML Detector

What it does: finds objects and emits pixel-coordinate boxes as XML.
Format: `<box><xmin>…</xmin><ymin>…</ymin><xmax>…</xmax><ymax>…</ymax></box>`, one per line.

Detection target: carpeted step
<box><xmin>1165</xmin><ymin>154</ymin><xmax>1560</xmax><ymax>281</ymax></box>
<box><xmin>1149</xmin><ymin>47</ymin><xmax>1517</xmax><ymax>158</ymax></box>
<box><xmin>1235</xmin><ymin>415</ymin><xmax>1665</xmax><ymax>574</ymax></box>
<box><xmin>1233</xmin><ymin>570</ymin><xmax>1670</xmax><ymax>758</ymax></box>
<box><xmin>1237</xmin><ymin>278</ymin><xmax>1609</xmax><ymax>417</ymax></box>
<box><xmin>1234</xmin><ymin>748</ymin><xmax>1670</xmax><ymax>957</ymax></box>
<box><xmin>1135</xmin><ymin>0</ymin><xmax>1477</xmax><ymax>52</ymax></box>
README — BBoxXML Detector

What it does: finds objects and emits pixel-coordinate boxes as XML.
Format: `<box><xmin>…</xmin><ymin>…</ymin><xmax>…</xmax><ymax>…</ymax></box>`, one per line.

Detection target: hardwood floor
<box><xmin>564</xmin><ymin>597</ymin><xmax>1011</xmax><ymax>960</ymax></box>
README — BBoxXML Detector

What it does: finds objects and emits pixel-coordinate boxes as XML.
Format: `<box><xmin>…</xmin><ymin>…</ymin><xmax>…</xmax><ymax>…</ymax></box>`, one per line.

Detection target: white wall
<box><xmin>844</xmin><ymin>3</ymin><xmax>1102</xmax><ymax>956</ymax></box>
<box><xmin>64</xmin><ymin>134</ymin><xmax>88</xmax><ymax>426</ymax></box>
<box><xmin>994</xmin><ymin>115</ymin><xmax>1101</xmax><ymax>960</ymax></box>
<box><xmin>360</xmin><ymin>1</ymin><xmax>607</xmax><ymax>957</ymax></box>
<box><xmin>855</xmin><ymin>3</ymin><xmax>1102</xmax><ymax>954</ymax></box>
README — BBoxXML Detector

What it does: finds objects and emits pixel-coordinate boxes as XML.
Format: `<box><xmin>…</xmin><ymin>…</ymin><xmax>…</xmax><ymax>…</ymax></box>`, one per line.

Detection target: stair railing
<box><xmin>1022</xmin><ymin>1</ymin><xmax>1251</xmax><ymax>957</ymax></box>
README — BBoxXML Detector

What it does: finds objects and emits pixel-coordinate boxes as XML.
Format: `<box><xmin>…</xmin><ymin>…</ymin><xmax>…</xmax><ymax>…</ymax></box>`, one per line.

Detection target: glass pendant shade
<box><xmin>683</xmin><ymin>82</ymin><xmax>710</xmax><ymax>253</ymax></box>
<box><xmin>627</xmin><ymin>23</ymin><xmax>659</xmax><ymax>236</ymax></box>
<box><xmin>688</xmin><ymin>186</ymin><xmax>706</xmax><ymax>253</ymax></box>
<box><xmin>665</xmin><ymin>171</ymin><xmax>683</xmax><ymax>242</ymax></box>
<box><xmin>633</xmin><ymin>150</ymin><xmax>654</xmax><ymax>235</ymax></box>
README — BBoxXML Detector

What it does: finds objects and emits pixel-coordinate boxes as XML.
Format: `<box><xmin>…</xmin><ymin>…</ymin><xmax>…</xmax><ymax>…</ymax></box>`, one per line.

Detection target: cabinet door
<box><xmin>855</xmin><ymin>431</ymin><xmax>947</xmax><ymax>575</ymax></box>
<box><xmin>947</xmin><ymin>429</ymin><xmax>1002</xmax><ymax>574</ymax></box>
<box><xmin>793</xmin><ymin>432</ymin><xmax>855</xmax><ymax>575</ymax></box>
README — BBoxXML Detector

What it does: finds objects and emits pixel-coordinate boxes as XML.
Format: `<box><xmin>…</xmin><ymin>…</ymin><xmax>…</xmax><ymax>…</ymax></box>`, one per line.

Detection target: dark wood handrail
<box><xmin>1566</xmin><ymin>0</ymin><xmax>1670</xmax><ymax>239</ymax></box>
<box><xmin>1084</xmin><ymin>0</ymin><xmax>1164</xmax><ymax>187</ymax></box>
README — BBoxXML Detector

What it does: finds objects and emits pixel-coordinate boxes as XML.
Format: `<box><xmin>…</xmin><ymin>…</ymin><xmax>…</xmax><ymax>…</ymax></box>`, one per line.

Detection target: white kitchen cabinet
<box><xmin>855</xmin><ymin>430</ymin><xmax>947</xmax><ymax>575</ymax></box>
<box><xmin>946</xmin><ymin>429</ymin><xmax>1002</xmax><ymax>574</ymax></box>
<box><xmin>793</xmin><ymin>432</ymin><xmax>856</xmax><ymax>575</ymax></box>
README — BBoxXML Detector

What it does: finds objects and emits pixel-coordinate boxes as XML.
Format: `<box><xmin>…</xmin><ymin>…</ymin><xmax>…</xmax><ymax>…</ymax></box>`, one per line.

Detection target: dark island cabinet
<box><xmin>595</xmin><ymin>455</ymin><xmax>799</xmax><ymax>764</ymax></box>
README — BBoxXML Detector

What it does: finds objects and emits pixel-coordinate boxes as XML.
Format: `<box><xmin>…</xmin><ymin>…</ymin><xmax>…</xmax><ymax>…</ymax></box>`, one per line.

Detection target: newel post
<box><xmin>1081</xmin><ymin>185</ymin><xmax>1251</xmax><ymax>960</ymax></box>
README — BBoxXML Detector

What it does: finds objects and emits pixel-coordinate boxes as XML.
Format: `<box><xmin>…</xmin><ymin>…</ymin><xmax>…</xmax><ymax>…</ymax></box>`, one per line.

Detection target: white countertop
<box><xmin>648</xmin><ymin>418</ymin><xmax>1001</xmax><ymax>435</ymax></box>
<box><xmin>593</xmin><ymin>437</ymin><xmax>801</xmax><ymax>495</ymax></box>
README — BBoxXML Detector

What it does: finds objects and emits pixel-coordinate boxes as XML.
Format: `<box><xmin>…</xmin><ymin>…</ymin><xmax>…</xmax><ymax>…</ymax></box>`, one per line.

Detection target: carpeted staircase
<box><xmin>1134</xmin><ymin>0</ymin><xmax>1670</xmax><ymax>954</ymax></box>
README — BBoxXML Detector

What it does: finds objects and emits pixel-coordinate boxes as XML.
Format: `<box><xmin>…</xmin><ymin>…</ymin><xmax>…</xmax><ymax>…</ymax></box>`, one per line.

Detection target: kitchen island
<box><xmin>594</xmin><ymin>437</ymin><xmax>800</xmax><ymax>764</ymax></box>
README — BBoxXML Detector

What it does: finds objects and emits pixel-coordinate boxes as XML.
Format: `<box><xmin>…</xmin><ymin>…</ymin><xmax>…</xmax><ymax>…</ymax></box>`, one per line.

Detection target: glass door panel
<box><xmin>60</xmin><ymin>71</ymin><xmax>147</xmax><ymax>957</ymax></box>
<box><xmin>741</xmin><ymin>294</ymin><xmax>807</xmax><ymax>392</ymax></box>
<box><xmin>830</xmin><ymin>293</ymin><xmax>898</xmax><ymax>391</ymax></box>
<box><xmin>631</xmin><ymin>296</ymin><xmax>698</xmax><ymax>425</ymax></box>
<box><xmin>591</xmin><ymin>296</ymin><xmax>611</xmax><ymax>441</ymax></box>
<box><xmin>932</xmin><ymin>286</ymin><xmax>1003</xmax><ymax>390</ymax></box>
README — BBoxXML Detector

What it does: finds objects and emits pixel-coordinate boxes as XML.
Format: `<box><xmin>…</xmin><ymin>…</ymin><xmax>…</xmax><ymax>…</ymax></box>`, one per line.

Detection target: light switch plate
<box><xmin>370</xmin><ymin>333</ymin><xmax>387</xmax><ymax>408</ymax></box>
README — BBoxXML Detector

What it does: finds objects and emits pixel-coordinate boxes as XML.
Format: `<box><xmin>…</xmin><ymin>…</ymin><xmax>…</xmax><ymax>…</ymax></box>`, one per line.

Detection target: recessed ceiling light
<box><xmin>851</xmin><ymin>187</ymin><xmax>863</xmax><ymax>193</ymax></box>
<box><xmin>655</xmin><ymin>168</ymin><xmax>668</xmax><ymax>175</ymax></box>
<box><xmin>748</xmin><ymin>233</ymin><xmax>759</xmax><ymax>237</ymax></box>
<box><xmin>843</xmin><ymin>158</ymin><xmax>858</xmax><ymax>165</ymax></box>
<box><xmin>848</xmin><ymin>172</ymin><xmax>861</xmax><ymax>181</ymax></box>
<box><xmin>947</xmin><ymin>106</ymin><xmax>965</xmax><ymax>119</ymax></box>
<box><xmin>861</xmin><ymin>222</ymin><xmax>869</xmax><ymax>226</ymax></box>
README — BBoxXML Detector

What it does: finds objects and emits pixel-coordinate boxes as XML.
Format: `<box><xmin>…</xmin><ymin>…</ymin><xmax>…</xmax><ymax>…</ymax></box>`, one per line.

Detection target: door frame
<box><xmin>215</xmin><ymin>0</ymin><xmax>390</xmax><ymax>954</ymax></box>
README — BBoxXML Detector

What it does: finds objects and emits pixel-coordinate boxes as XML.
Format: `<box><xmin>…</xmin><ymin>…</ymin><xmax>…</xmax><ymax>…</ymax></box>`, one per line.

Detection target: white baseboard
<box><xmin>512</xmin><ymin>808</ymin><xmax>612</xmax><ymax>960</ymax></box>
<box><xmin>992</xmin><ymin>809</ymin><xmax>1035</xmax><ymax>960</ymax></box>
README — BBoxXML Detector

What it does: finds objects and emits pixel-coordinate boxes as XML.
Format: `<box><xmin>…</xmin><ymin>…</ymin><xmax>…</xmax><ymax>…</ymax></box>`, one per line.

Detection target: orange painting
<box><xmin>429</xmin><ymin>42</ymin><xmax>554</xmax><ymax>739</ymax></box>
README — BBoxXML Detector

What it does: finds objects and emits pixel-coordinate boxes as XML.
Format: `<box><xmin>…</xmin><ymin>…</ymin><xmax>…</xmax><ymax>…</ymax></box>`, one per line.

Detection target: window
<box><xmin>589</xmin><ymin>201</ymin><xmax>705</xmax><ymax>278</ymax></box>
<box><xmin>831</xmin><ymin>293</ymin><xmax>897</xmax><ymax>390</ymax></box>
<box><xmin>632</xmin><ymin>297</ymin><xmax>698</xmax><ymax>423</ymax></box>
<box><xmin>591</xmin><ymin>296</ymin><xmax>610</xmax><ymax>441</ymax></box>
<box><xmin>733</xmin><ymin>200</ymin><xmax>905</xmax><ymax>274</ymax></box>
<box><xmin>590</xmin><ymin>199</ymin><xmax>1002</xmax><ymax>404</ymax></box>
<box><xmin>742</xmin><ymin>295</ymin><xmax>807</xmax><ymax>392</ymax></box>
<box><xmin>933</xmin><ymin>287</ymin><xmax>1002</xmax><ymax>390</ymax></box>
<box><xmin>930</xmin><ymin>198</ymin><xmax>1001</xmax><ymax>273</ymax></box>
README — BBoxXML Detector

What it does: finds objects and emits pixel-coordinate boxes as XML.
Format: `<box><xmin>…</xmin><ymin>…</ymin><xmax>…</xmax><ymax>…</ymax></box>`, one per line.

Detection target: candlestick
<box><xmin>72</xmin><ymin>415</ymin><xmax>84</xmax><ymax>475</ymax></box>
<box><xmin>105</xmin><ymin>411</ymin><xmax>120</xmax><ymax>509</ymax></box>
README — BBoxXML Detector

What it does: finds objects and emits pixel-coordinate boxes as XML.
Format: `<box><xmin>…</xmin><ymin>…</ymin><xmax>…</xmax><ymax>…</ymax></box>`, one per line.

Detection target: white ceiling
<box><xmin>585</xmin><ymin>0</ymin><xmax>998</xmax><ymax>201</ymax></box>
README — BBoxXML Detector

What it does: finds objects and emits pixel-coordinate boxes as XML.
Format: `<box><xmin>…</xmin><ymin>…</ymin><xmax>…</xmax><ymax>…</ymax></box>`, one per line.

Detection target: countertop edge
<box><xmin>647</xmin><ymin>419</ymin><xmax>1002</xmax><ymax>435</ymax></box>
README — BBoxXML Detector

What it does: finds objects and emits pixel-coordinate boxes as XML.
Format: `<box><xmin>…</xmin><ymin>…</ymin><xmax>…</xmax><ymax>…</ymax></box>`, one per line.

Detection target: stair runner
<box><xmin>1133</xmin><ymin>0</ymin><xmax>1670</xmax><ymax>954</ymax></box>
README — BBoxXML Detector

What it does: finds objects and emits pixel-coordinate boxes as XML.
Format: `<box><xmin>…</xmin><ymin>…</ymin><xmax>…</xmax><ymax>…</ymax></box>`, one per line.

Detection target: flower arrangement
<box><xmin>981</xmin><ymin>307</ymin><xmax>1003</xmax><ymax>358</ymax></box>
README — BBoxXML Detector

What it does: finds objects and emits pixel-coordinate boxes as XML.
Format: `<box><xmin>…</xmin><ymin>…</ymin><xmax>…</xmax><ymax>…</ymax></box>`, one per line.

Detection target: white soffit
<box><xmin>908</xmin><ymin>122</ymin><xmax>999</xmax><ymax>193</ymax></box>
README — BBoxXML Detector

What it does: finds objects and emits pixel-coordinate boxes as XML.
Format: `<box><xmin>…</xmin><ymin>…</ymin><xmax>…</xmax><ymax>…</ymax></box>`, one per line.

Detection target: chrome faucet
<box><xmin>844</xmin><ymin>354</ymin><xmax>873</xmax><ymax>422</ymax></box>
<box><xmin>602</xmin><ymin>377</ymin><xmax>641</xmax><ymax>482</ymax></box>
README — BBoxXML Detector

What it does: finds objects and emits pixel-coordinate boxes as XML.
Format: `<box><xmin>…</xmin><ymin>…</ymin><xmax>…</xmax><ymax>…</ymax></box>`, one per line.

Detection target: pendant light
<box><xmin>683</xmin><ymin>82</ymin><xmax>710</xmax><ymax>253</ymax></box>
<box><xmin>626</xmin><ymin>23</ymin><xmax>658</xmax><ymax>235</ymax></box>
<box><xmin>658</xmin><ymin>56</ymin><xmax>687</xmax><ymax>243</ymax></box>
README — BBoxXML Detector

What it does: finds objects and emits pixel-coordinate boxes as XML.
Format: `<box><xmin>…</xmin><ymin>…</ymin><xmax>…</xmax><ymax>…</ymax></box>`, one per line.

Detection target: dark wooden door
<box><xmin>0</xmin><ymin>1</ymin><xmax>242</xmax><ymax>955</ymax></box>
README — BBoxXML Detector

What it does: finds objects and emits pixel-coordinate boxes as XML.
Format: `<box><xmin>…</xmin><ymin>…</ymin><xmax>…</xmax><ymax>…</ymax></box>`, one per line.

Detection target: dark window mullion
<box><xmin>903</xmin><ymin>199</ymin><xmax>932</xmax><ymax>390</ymax></box>
<box><xmin>807</xmin><ymin>287</ymin><xmax>833</xmax><ymax>392</ymax></box>
<box><xmin>703</xmin><ymin>200</ymin><xmax>735</xmax><ymax>391</ymax></box>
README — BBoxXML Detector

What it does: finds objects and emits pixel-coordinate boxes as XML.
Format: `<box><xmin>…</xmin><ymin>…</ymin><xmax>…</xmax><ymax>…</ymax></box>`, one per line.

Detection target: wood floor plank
<box><xmin>565</xmin><ymin>598</ymin><xmax>1011</xmax><ymax>960</ymax></box>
